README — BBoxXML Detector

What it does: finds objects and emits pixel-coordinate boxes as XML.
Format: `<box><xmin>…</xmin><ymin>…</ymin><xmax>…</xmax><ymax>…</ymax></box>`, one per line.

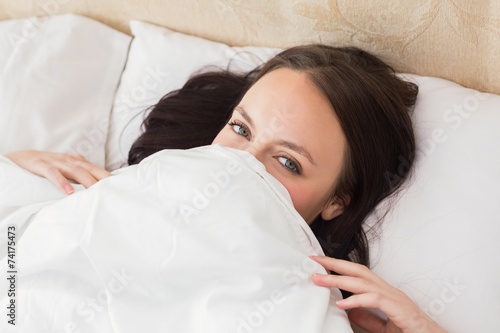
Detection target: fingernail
<box><xmin>65</xmin><ymin>185</ymin><xmax>74</xmax><ymax>194</ymax></box>
<box><xmin>311</xmin><ymin>273</ymin><xmax>325</xmax><ymax>278</ymax></box>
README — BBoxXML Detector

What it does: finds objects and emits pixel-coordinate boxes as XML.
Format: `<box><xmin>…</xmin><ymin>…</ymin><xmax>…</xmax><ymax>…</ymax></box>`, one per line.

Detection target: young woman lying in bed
<box><xmin>7</xmin><ymin>45</ymin><xmax>446</xmax><ymax>333</ymax></box>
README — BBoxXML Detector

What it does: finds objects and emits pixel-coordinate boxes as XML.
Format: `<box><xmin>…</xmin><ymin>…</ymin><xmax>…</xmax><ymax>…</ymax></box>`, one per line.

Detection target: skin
<box><xmin>310</xmin><ymin>256</ymin><xmax>447</xmax><ymax>333</ymax></box>
<box><xmin>212</xmin><ymin>68</ymin><xmax>346</xmax><ymax>224</ymax></box>
<box><xmin>5</xmin><ymin>68</ymin><xmax>447</xmax><ymax>333</ymax></box>
<box><xmin>4</xmin><ymin>150</ymin><xmax>110</xmax><ymax>194</ymax></box>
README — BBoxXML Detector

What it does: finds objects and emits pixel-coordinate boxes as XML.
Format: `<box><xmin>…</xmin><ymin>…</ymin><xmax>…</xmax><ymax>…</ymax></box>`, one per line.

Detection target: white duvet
<box><xmin>0</xmin><ymin>145</ymin><xmax>352</xmax><ymax>333</ymax></box>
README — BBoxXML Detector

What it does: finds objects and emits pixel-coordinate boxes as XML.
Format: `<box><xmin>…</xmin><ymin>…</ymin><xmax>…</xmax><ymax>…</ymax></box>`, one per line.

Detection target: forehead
<box><xmin>240</xmin><ymin>67</ymin><xmax>346</xmax><ymax>175</ymax></box>
<box><xmin>241</xmin><ymin>68</ymin><xmax>340</xmax><ymax>134</ymax></box>
<box><xmin>247</xmin><ymin>68</ymin><xmax>317</xmax><ymax>100</ymax></box>
<box><xmin>241</xmin><ymin>68</ymin><xmax>329</xmax><ymax>122</ymax></box>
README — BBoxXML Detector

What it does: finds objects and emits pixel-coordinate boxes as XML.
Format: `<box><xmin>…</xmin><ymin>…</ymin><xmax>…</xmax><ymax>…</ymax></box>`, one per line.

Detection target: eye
<box><xmin>228</xmin><ymin>121</ymin><xmax>250</xmax><ymax>138</ymax></box>
<box><xmin>277</xmin><ymin>156</ymin><xmax>302</xmax><ymax>175</ymax></box>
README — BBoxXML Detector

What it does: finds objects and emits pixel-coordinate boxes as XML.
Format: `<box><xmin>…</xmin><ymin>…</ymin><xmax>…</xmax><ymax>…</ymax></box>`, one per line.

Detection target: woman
<box><xmin>6</xmin><ymin>45</ymin><xmax>446</xmax><ymax>332</ymax></box>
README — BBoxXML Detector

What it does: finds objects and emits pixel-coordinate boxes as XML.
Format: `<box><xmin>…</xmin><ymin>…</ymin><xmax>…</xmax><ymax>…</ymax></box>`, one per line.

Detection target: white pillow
<box><xmin>105</xmin><ymin>20</ymin><xmax>280</xmax><ymax>171</ymax></box>
<box><xmin>0</xmin><ymin>14</ymin><xmax>131</xmax><ymax>168</ymax></box>
<box><xmin>362</xmin><ymin>75</ymin><xmax>500</xmax><ymax>333</ymax></box>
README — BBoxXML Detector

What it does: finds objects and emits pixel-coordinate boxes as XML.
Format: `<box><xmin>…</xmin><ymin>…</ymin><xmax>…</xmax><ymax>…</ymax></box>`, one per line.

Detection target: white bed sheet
<box><xmin>0</xmin><ymin>145</ymin><xmax>352</xmax><ymax>333</ymax></box>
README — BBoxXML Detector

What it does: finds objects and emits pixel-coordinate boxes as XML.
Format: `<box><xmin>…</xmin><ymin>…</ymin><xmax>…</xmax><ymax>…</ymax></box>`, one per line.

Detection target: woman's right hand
<box><xmin>5</xmin><ymin>150</ymin><xmax>112</xmax><ymax>194</ymax></box>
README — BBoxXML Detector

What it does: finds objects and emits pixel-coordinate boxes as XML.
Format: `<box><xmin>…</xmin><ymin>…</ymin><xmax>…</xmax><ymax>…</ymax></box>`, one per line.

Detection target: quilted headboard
<box><xmin>1</xmin><ymin>0</ymin><xmax>500</xmax><ymax>94</ymax></box>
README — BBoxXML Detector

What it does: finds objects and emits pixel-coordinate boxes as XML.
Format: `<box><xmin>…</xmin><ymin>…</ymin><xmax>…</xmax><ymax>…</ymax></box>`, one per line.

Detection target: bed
<box><xmin>0</xmin><ymin>1</ymin><xmax>499</xmax><ymax>332</ymax></box>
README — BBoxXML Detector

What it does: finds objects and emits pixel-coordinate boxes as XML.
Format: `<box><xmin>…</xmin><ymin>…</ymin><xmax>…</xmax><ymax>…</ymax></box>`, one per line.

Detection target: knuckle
<box><xmin>62</xmin><ymin>154</ymin><xmax>76</xmax><ymax>164</ymax></box>
<box><xmin>86</xmin><ymin>164</ymin><xmax>98</xmax><ymax>173</ymax></box>
<box><xmin>44</xmin><ymin>165</ymin><xmax>59</xmax><ymax>176</ymax></box>
<box><xmin>64</xmin><ymin>153</ymin><xmax>84</xmax><ymax>164</ymax></box>
<box><xmin>72</xmin><ymin>165</ymin><xmax>86</xmax><ymax>174</ymax></box>
<box><xmin>369</xmin><ymin>292</ymin><xmax>383</xmax><ymax>306</ymax></box>
<box><xmin>69</xmin><ymin>153</ymin><xmax>85</xmax><ymax>161</ymax></box>
<box><xmin>357</xmin><ymin>263</ymin><xmax>370</xmax><ymax>272</ymax></box>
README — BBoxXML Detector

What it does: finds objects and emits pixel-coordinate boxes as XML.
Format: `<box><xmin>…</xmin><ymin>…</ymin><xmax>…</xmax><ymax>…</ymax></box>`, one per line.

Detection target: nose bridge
<box><xmin>244</xmin><ymin>129</ymin><xmax>274</xmax><ymax>164</ymax></box>
<box><xmin>244</xmin><ymin>141</ymin><xmax>266</xmax><ymax>164</ymax></box>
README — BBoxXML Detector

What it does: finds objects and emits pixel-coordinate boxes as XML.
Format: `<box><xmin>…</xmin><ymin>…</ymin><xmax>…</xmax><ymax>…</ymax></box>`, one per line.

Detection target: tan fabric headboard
<box><xmin>1</xmin><ymin>0</ymin><xmax>500</xmax><ymax>94</ymax></box>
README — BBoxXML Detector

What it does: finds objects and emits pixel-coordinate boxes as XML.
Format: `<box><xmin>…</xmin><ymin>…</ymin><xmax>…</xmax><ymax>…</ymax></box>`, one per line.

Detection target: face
<box><xmin>212</xmin><ymin>68</ymin><xmax>346</xmax><ymax>224</ymax></box>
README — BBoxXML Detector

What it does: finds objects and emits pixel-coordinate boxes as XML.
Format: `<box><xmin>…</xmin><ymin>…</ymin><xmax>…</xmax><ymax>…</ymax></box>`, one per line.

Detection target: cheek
<box><xmin>288</xmin><ymin>190</ymin><xmax>308</xmax><ymax>213</ymax></box>
<box><xmin>279</xmin><ymin>180</ymin><xmax>319</xmax><ymax>220</ymax></box>
<box><xmin>212</xmin><ymin>129</ymin><xmax>234</xmax><ymax>147</ymax></box>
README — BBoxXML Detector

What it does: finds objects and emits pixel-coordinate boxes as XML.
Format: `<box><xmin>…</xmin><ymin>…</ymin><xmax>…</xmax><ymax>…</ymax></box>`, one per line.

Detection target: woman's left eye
<box><xmin>277</xmin><ymin>156</ymin><xmax>301</xmax><ymax>174</ymax></box>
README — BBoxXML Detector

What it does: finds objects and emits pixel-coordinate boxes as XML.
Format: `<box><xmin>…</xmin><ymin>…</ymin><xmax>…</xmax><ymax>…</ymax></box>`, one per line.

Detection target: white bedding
<box><xmin>0</xmin><ymin>145</ymin><xmax>352</xmax><ymax>333</ymax></box>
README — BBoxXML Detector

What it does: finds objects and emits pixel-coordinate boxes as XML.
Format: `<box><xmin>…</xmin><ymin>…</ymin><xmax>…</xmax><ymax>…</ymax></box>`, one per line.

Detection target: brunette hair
<box><xmin>128</xmin><ymin>69</ymin><xmax>258</xmax><ymax>164</ymax></box>
<box><xmin>256</xmin><ymin>46</ymin><xmax>417</xmax><ymax>266</ymax></box>
<box><xmin>129</xmin><ymin>45</ymin><xmax>418</xmax><ymax>267</ymax></box>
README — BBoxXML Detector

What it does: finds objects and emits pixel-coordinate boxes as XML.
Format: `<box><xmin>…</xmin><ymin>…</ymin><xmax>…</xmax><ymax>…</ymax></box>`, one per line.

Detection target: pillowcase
<box><xmin>361</xmin><ymin>75</ymin><xmax>500</xmax><ymax>333</ymax></box>
<box><xmin>0</xmin><ymin>14</ymin><xmax>131</xmax><ymax>168</ymax></box>
<box><xmin>105</xmin><ymin>20</ymin><xmax>280</xmax><ymax>171</ymax></box>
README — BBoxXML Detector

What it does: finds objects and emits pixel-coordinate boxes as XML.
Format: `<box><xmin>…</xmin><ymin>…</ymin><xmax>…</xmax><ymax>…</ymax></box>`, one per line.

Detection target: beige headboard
<box><xmin>1</xmin><ymin>0</ymin><xmax>500</xmax><ymax>95</ymax></box>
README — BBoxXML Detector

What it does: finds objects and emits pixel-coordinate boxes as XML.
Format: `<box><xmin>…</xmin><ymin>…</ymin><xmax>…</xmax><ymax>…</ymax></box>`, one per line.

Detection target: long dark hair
<box><xmin>128</xmin><ymin>45</ymin><xmax>418</xmax><ymax>267</ymax></box>
<box><xmin>255</xmin><ymin>46</ymin><xmax>417</xmax><ymax>266</ymax></box>
<box><xmin>128</xmin><ymin>68</ymin><xmax>258</xmax><ymax>164</ymax></box>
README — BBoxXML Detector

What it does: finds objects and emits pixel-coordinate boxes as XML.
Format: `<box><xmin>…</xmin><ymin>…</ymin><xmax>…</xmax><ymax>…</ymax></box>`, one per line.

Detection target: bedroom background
<box><xmin>1</xmin><ymin>0</ymin><xmax>500</xmax><ymax>94</ymax></box>
<box><xmin>0</xmin><ymin>1</ymin><xmax>499</xmax><ymax>332</ymax></box>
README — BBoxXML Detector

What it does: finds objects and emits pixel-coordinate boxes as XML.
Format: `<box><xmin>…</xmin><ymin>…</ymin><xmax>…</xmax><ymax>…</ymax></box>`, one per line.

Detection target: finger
<box><xmin>311</xmin><ymin>273</ymin><xmax>373</xmax><ymax>295</ymax></box>
<box><xmin>61</xmin><ymin>167</ymin><xmax>99</xmax><ymax>188</ymax></box>
<box><xmin>348</xmin><ymin>308</ymin><xmax>388</xmax><ymax>333</ymax></box>
<box><xmin>63</xmin><ymin>155</ymin><xmax>111</xmax><ymax>181</ymax></box>
<box><xmin>310</xmin><ymin>256</ymin><xmax>381</xmax><ymax>281</ymax></box>
<box><xmin>42</xmin><ymin>165</ymin><xmax>75</xmax><ymax>194</ymax></box>
<box><xmin>310</xmin><ymin>256</ymin><xmax>368</xmax><ymax>275</ymax></box>
<box><xmin>80</xmin><ymin>162</ymin><xmax>112</xmax><ymax>180</ymax></box>
<box><xmin>67</xmin><ymin>153</ymin><xmax>86</xmax><ymax>162</ymax></box>
<box><xmin>53</xmin><ymin>163</ymin><xmax>99</xmax><ymax>188</ymax></box>
<box><xmin>336</xmin><ymin>292</ymin><xmax>392</xmax><ymax>311</ymax></box>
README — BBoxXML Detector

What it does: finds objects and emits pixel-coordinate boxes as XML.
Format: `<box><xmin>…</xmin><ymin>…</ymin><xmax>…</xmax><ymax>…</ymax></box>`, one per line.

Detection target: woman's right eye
<box><xmin>228</xmin><ymin>121</ymin><xmax>250</xmax><ymax>138</ymax></box>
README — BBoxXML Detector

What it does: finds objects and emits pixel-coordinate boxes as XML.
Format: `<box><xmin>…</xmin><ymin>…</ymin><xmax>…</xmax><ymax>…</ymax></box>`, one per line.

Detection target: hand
<box><xmin>310</xmin><ymin>256</ymin><xmax>447</xmax><ymax>333</ymax></box>
<box><xmin>5</xmin><ymin>150</ymin><xmax>111</xmax><ymax>194</ymax></box>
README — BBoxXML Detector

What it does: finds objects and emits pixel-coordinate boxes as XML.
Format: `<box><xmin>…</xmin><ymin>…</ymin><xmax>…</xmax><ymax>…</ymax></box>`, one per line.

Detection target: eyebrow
<box><xmin>278</xmin><ymin>140</ymin><xmax>317</xmax><ymax>166</ymax></box>
<box><xmin>234</xmin><ymin>106</ymin><xmax>317</xmax><ymax>166</ymax></box>
<box><xmin>235</xmin><ymin>106</ymin><xmax>254</xmax><ymax>128</ymax></box>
